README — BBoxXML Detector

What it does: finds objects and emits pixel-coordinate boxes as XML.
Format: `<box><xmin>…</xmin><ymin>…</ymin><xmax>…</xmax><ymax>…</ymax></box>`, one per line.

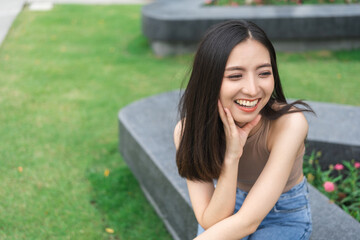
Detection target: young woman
<box><xmin>173</xmin><ymin>20</ymin><xmax>314</xmax><ymax>240</ymax></box>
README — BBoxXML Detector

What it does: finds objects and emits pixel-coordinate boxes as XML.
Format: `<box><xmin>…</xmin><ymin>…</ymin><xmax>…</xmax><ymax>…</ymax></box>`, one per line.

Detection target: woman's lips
<box><xmin>234</xmin><ymin>98</ymin><xmax>260</xmax><ymax>113</ymax></box>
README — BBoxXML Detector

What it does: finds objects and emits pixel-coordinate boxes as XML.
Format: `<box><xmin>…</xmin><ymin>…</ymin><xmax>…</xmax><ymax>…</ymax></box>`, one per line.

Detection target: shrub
<box><xmin>303</xmin><ymin>151</ymin><xmax>360</xmax><ymax>222</ymax></box>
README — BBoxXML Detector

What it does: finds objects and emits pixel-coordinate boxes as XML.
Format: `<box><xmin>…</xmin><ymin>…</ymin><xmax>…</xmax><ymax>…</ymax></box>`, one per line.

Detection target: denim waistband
<box><xmin>278</xmin><ymin>176</ymin><xmax>308</xmax><ymax>199</ymax></box>
<box><xmin>236</xmin><ymin>176</ymin><xmax>308</xmax><ymax>199</ymax></box>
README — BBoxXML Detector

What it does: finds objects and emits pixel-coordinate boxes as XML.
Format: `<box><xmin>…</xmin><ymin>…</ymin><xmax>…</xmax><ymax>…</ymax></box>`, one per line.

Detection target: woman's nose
<box><xmin>242</xmin><ymin>75</ymin><xmax>258</xmax><ymax>96</ymax></box>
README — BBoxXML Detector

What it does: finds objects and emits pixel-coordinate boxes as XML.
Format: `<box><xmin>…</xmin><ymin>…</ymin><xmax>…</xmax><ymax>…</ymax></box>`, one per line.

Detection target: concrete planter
<box><xmin>118</xmin><ymin>90</ymin><xmax>360</xmax><ymax>240</ymax></box>
<box><xmin>142</xmin><ymin>0</ymin><xmax>360</xmax><ymax>55</ymax></box>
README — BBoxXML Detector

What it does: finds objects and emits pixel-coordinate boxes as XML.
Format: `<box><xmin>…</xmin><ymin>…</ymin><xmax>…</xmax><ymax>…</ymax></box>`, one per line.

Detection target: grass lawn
<box><xmin>0</xmin><ymin>3</ymin><xmax>359</xmax><ymax>240</ymax></box>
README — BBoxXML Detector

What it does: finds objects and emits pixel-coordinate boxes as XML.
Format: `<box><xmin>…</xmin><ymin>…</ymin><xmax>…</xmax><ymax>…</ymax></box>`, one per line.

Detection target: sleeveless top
<box><xmin>237</xmin><ymin>118</ymin><xmax>304</xmax><ymax>193</ymax></box>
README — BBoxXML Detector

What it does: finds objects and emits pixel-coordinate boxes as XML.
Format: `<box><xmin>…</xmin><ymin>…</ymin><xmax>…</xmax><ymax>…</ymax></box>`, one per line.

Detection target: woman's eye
<box><xmin>259</xmin><ymin>72</ymin><xmax>271</xmax><ymax>77</ymax></box>
<box><xmin>228</xmin><ymin>74</ymin><xmax>242</xmax><ymax>79</ymax></box>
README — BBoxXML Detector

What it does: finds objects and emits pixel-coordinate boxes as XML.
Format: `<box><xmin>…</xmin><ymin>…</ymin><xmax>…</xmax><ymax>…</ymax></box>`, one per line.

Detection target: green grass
<box><xmin>278</xmin><ymin>50</ymin><xmax>360</xmax><ymax>104</ymax></box>
<box><xmin>0</xmin><ymin>4</ymin><xmax>359</xmax><ymax>240</ymax></box>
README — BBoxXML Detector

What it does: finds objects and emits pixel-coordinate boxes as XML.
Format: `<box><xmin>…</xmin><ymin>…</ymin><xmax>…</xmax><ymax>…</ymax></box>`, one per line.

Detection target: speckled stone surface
<box><xmin>119</xmin><ymin>90</ymin><xmax>360</xmax><ymax>240</ymax></box>
<box><xmin>303</xmin><ymin>101</ymin><xmax>360</xmax><ymax>167</ymax></box>
<box><xmin>142</xmin><ymin>0</ymin><xmax>360</xmax><ymax>55</ymax></box>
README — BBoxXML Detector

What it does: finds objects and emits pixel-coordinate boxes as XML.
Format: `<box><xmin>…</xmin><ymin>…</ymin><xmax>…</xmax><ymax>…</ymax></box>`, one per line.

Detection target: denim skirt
<box><xmin>197</xmin><ymin>177</ymin><xmax>312</xmax><ymax>240</ymax></box>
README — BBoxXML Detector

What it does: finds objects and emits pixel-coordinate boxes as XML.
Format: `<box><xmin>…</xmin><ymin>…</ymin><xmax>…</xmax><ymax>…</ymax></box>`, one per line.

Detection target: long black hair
<box><xmin>176</xmin><ymin>20</ymin><xmax>314</xmax><ymax>181</ymax></box>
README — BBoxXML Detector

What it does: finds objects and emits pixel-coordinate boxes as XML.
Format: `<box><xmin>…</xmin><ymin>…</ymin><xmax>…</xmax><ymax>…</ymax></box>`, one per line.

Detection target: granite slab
<box><xmin>119</xmin><ymin>90</ymin><xmax>360</xmax><ymax>240</ymax></box>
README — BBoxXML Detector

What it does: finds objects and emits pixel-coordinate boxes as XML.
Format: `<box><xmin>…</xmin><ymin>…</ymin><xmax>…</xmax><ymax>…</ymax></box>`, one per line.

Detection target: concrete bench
<box><xmin>118</xmin><ymin>90</ymin><xmax>360</xmax><ymax>240</ymax></box>
<box><xmin>142</xmin><ymin>0</ymin><xmax>360</xmax><ymax>56</ymax></box>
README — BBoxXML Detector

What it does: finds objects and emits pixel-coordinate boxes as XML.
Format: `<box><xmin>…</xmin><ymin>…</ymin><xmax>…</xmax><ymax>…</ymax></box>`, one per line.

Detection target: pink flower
<box><xmin>355</xmin><ymin>162</ymin><xmax>360</xmax><ymax>169</ymax></box>
<box><xmin>334</xmin><ymin>164</ymin><xmax>344</xmax><ymax>171</ymax></box>
<box><xmin>323</xmin><ymin>181</ymin><xmax>335</xmax><ymax>192</ymax></box>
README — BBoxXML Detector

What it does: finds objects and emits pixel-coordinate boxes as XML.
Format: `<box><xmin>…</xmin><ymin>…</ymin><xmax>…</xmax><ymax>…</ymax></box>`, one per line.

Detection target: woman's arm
<box><xmin>185</xmin><ymin>159</ymin><xmax>240</xmax><ymax>230</ymax></box>
<box><xmin>174</xmin><ymin>101</ymin><xmax>261</xmax><ymax>230</ymax></box>
<box><xmin>194</xmin><ymin>111</ymin><xmax>309</xmax><ymax>240</ymax></box>
<box><xmin>174</xmin><ymin>120</ymin><xmax>241</xmax><ymax>229</ymax></box>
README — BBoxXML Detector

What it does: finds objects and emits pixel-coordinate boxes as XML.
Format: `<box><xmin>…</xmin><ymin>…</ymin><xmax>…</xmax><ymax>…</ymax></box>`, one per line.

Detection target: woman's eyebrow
<box><xmin>225</xmin><ymin>66</ymin><xmax>245</xmax><ymax>71</ymax></box>
<box><xmin>256</xmin><ymin>63</ymin><xmax>272</xmax><ymax>69</ymax></box>
<box><xmin>225</xmin><ymin>63</ymin><xmax>272</xmax><ymax>71</ymax></box>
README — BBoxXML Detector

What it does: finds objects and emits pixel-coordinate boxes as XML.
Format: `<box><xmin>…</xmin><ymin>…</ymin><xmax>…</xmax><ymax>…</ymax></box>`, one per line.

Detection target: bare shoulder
<box><xmin>268</xmin><ymin>111</ymin><xmax>308</xmax><ymax>150</ymax></box>
<box><xmin>273</xmin><ymin>111</ymin><xmax>308</xmax><ymax>131</ymax></box>
<box><xmin>173</xmin><ymin>119</ymin><xmax>184</xmax><ymax>150</ymax></box>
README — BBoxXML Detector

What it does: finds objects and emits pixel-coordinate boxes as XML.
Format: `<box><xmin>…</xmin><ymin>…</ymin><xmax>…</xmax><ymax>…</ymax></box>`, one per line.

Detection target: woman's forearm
<box><xmin>195</xmin><ymin>210</ymin><xmax>256</xmax><ymax>240</ymax></box>
<box><xmin>200</xmin><ymin>159</ymin><xmax>239</xmax><ymax>229</ymax></box>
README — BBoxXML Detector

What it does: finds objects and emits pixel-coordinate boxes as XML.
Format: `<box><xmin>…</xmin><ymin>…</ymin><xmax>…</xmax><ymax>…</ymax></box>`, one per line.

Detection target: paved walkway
<box><xmin>0</xmin><ymin>0</ymin><xmax>24</xmax><ymax>46</ymax></box>
<box><xmin>0</xmin><ymin>0</ymin><xmax>152</xmax><ymax>47</ymax></box>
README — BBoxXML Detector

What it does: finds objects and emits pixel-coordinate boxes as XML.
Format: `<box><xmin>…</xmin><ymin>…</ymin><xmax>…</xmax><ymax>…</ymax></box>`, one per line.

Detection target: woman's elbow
<box><xmin>247</xmin><ymin>221</ymin><xmax>260</xmax><ymax>235</ymax></box>
<box><xmin>197</xmin><ymin>218</ymin><xmax>215</xmax><ymax>231</ymax></box>
<box><xmin>233</xmin><ymin>213</ymin><xmax>261</xmax><ymax>236</ymax></box>
<box><xmin>198</xmin><ymin>216</ymin><xmax>227</xmax><ymax>231</ymax></box>
<box><xmin>198</xmin><ymin>210</ymin><xmax>233</xmax><ymax>230</ymax></box>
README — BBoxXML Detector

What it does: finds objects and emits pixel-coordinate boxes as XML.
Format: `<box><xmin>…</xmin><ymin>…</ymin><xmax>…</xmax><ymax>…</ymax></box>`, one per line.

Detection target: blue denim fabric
<box><xmin>197</xmin><ymin>177</ymin><xmax>312</xmax><ymax>240</ymax></box>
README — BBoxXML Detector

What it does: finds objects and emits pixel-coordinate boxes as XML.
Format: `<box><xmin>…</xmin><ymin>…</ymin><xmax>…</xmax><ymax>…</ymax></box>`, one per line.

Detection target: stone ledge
<box><xmin>118</xmin><ymin>90</ymin><xmax>360</xmax><ymax>240</ymax></box>
<box><xmin>142</xmin><ymin>1</ymin><xmax>360</xmax><ymax>55</ymax></box>
<box><xmin>303</xmin><ymin>101</ymin><xmax>360</xmax><ymax>167</ymax></box>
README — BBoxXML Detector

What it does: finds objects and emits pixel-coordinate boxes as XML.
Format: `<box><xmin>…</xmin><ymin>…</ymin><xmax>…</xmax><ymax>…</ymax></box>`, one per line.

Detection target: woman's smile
<box><xmin>234</xmin><ymin>98</ymin><xmax>261</xmax><ymax>113</ymax></box>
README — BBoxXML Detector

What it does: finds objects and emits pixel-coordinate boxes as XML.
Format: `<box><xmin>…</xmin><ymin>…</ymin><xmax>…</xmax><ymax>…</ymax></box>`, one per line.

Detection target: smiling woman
<box><xmin>174</xmin><ymin>20</ymin><xmax>315</xmax><ymax>240</ymax></box>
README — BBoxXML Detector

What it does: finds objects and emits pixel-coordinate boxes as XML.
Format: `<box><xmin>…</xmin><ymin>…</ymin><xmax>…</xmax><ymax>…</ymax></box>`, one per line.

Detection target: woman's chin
<box><xmin>233</xmin><ymin>115</ymin><xmax>256</xmax><ymax>126</ymax></box>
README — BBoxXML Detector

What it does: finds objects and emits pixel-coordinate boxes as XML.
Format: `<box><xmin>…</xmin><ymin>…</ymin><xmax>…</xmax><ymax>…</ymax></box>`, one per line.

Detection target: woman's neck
<box><xmin>248</xmin><ymin>117</ymin><xmax>264</xmax><ymax>137</ymax></box>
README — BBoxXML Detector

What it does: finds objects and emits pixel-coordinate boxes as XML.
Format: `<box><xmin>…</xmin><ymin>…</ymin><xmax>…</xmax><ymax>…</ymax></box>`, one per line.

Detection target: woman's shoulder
<box><xmin>272</xmin><ymin>110</ymin><xmax>308</xmax><ymax>130</ymax></box>
<box><xmin>267</xmin><ymin>107</ymin><xmax>308</xmax><ymax>150</ymax></box>
<box><xmin>269</xmin><ymin>102</ymin><xmax>308</xmax><ymax>130</ymax></box>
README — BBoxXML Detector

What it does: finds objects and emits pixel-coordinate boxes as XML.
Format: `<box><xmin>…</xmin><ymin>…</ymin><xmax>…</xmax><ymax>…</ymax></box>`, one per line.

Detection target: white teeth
<box><xmin>235</xmin><ymin>99</ymin><xmax>258</xmax><ymax>107</ymax></box>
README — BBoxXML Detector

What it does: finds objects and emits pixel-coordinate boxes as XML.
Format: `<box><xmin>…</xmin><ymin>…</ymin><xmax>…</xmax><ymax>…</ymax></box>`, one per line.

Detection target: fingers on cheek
<box><xmin>225</xmin><ymin>109</ymin><xmax>234</xmax><ymax>121</ymax></box>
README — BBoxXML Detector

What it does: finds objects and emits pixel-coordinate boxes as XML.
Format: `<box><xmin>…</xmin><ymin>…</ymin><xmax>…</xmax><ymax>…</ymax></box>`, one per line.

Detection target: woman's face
<box><xmin>219</xmin><ymin>39</ymin><xmax>274</xmax><ymax>126</ymax></box>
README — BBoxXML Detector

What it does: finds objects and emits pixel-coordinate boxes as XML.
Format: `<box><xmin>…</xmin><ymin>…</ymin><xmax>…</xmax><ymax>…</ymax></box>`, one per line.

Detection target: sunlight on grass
<box><xmin>0</xmin><ymin>4</ymin><xmax>178</xmax><ymax>240</ymax></box>
<box><xmin>278</xmin><ymin>51</ymin><xmax>360</xmax><ymax>105</ymax></box>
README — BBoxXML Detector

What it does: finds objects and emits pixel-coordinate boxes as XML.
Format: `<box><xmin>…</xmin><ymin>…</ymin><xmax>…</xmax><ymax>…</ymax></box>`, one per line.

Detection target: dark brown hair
<box><xmin>176</xmin><ymin>20</ymin><xmax>314</xmax><ymax>181</ymax></box>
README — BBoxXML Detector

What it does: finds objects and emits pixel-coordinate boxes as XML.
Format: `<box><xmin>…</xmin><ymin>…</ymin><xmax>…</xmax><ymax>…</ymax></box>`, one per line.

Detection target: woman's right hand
<box><xmin>218</xmin><ymin>100</ymin><xmax>261</xmax><ymax>164</ymax></box>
